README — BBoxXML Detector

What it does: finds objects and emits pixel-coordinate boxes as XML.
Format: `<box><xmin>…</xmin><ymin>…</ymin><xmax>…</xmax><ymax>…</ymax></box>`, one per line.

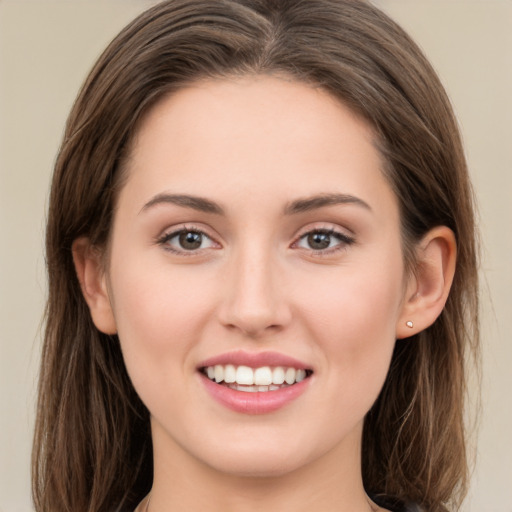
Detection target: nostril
<box><xmin>216</xmin><ymin>266</ymin><xmax>292</xmax><ymax>336</ymax></box>
<box><xmin>220</xmin><ymin>316</ymin><xmax>287</xmax><ymax>338</ymax></box>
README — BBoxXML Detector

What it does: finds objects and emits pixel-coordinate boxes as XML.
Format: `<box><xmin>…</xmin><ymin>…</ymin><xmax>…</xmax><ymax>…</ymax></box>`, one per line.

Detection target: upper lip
<box><xmin>197</xmin><ymin>350</ymin><xmax>311</xmax><ymax>370</ymax></box>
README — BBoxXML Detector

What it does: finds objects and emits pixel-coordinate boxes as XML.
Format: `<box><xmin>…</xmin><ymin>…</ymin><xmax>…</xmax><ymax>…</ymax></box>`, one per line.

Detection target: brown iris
<box><xmin>307</xmin><ymin>232</ymin><xmax>332</xmax><ymax>250</ymax></box>
<box><xmin>179</xmin><ymin>231</ymin><xmax>203</xmax><ymax>250</ymax></box>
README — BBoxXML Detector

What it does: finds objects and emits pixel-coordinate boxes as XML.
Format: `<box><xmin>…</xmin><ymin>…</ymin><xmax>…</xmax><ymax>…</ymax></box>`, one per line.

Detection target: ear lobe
<box><xmin>72</xmin><ymin>237</ymin><xmax>117</xmax><ymax>335</ymax></box>
<box><xmin>396</xmin><ymin>226</ymin><xmax>456</xmax><ymax>339</ymax></box>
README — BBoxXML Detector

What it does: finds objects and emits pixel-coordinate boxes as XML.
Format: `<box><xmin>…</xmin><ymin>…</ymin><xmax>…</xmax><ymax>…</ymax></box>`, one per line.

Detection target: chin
<box><xmin>193</xmin><ymin>433</ymin><xmax>321</xmax><ymax>479</ymax></box>
<box><xmin>206</xmin><ymin>453</ymin><xmax>307</xmax><ymax>479</ymax></box>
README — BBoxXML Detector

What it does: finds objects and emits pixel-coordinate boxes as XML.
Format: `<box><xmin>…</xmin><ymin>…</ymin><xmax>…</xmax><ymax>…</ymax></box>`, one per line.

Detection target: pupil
<box><xmin>308</xmin><ymin>232</ymin><xmax>330</xmax><ymax>250</ymax></box>
<box><xmin>179</xmin><ymin>231</ymin><xmax>202</xmax><ymax>250</ymax></box>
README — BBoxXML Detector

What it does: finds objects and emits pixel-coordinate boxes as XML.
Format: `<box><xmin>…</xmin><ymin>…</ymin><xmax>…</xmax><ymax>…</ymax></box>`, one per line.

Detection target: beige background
<box><xmin>0</xmin><ymin>1</ymin><xmax>510</xmax><ymax>511</ymax></box>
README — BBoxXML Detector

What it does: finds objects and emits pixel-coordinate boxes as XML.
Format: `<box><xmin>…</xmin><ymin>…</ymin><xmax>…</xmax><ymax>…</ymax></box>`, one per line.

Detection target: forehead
<box><xmin>122</xmin><ymin>75</ymin><xmax>396</xmax><ymax>219</ymax></box>
<box><xmin>131</xmin><ymin>75</ymin><xmax>375</xmax><ymax>160</ymax></box>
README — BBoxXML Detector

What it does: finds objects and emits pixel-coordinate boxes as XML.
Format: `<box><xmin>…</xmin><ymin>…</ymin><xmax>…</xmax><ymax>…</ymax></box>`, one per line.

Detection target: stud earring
<box><xmin>406</xmin><ymin>321</ymin><xmax>414</xmax><ymax>328</ymax></box>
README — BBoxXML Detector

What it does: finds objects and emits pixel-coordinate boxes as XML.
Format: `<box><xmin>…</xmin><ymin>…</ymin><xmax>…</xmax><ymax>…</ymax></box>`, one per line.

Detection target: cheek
<box><xmin>297</xmin><ymin>259</ymin><xmax>404</xmax><ymax>385</ymax></box>
<box><xmin>108</xmin><ymin>260</ymin><xmax>217</xmax><ymax>381</ymax></box>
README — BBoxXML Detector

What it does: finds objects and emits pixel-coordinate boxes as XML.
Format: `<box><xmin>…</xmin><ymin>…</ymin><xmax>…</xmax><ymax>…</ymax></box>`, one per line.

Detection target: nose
<box><xmin>217</xmin><ymin>246</ymin><xmax>292</xmax><ymax>338</ymax></box>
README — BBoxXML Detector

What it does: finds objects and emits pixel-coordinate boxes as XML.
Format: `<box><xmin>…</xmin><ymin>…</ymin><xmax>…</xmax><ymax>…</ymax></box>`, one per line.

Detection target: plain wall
<box><xmin>0</xmin><ymin>1</ymin><xmax>510</xmax><ymax>511</ymax></box>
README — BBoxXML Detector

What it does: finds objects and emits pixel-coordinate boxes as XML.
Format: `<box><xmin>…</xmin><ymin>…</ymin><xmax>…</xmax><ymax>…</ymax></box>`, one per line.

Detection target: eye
<box><xmin>295</xmin><ymin>229</ymin><xmax>354</xmax><ymax>253</ymax></box>
<box><xmin>158</xmin><ymin>227</ymin><xmax>217</xmax><ymax>253</ymax></box>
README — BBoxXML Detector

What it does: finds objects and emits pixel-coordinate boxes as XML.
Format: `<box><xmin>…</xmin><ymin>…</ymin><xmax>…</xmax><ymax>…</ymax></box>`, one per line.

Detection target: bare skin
<box><xmin>74</xmin><ymin>76</ymin><xmax>456</xmax><ymax>512</ymax></box>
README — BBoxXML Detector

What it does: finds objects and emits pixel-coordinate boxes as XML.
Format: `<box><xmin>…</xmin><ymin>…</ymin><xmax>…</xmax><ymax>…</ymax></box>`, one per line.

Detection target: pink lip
<box><xmin>197</xmin><ymin>350</ymin><xmax>313</xmax><ymax>415</ymax></box>
<box><xmin>197</xmin><ymin>350</ymin><xmax>311</xmax><ymax>370</ymax></box>
<box><xmin>199</xmin><ymin>373</ymin><xmax>311</xmax><ymax>415</ymax></box>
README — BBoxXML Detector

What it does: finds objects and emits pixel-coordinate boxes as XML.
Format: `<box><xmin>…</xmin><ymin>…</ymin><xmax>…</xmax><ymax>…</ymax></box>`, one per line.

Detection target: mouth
<box><xmin>197</xmin><ymin>351</ymin><xmax>314</xmax><ymax>413</ymax></box>
<box><xmin>199</xmin><ymin>364</ymin><xmax>314</xmax><ymax>393</ymax></box>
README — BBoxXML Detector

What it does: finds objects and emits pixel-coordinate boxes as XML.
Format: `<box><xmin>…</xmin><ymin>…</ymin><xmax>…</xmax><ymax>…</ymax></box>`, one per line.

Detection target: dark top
<box><xmin>402</xmin><ymin>505</ymin><xmax>421</xmax><ymax>512</ymax></box>
<box><xmin>369</xmin><ymin>493</ymin><xmax>422</xmax><ymax>512</ymax></box>
<box><xmin>382</xmin><ymin>502</ymin><xmax>421</xmax><ymax>512</ymax></box>
<box><xmin>390</xmin><ymin>502</ymin><xmax>421</xmax><ymax>512</ymax></box>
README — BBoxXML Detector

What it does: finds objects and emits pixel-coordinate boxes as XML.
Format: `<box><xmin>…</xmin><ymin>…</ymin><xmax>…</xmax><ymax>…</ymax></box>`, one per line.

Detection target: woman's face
<box><xmin>104</xmin><ymin>76</ymin><xmax>412</xmax><ymax>477</ymax></box>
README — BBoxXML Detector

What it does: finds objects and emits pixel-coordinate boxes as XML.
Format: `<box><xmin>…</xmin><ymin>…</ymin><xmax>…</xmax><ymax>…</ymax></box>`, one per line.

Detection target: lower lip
<box><xmin>199</xmin><ymin>373</ymin><xmax>311</xmax><ymax>414</ymax></box>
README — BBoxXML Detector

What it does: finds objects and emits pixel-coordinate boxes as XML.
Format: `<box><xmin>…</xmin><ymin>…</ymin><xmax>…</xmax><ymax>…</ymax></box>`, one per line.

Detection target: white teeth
<box><xmin>214</xmin><ymin>364</ymin><xmax>224</xmax><ymax>383</ymax></box>
<box><xmin>285</xmin><ymin>367</ymin><xmax>296</xmax><ymax>385</ymax></box>
<box><xmin>203</xmin><ymin>364</ymin><xmax>310</xmax><ymax>389</ymax></box>
<box><xmin>228</xmin><ymin>384</ymin><xmax>281</xmax><ymax>393</ymax></box>
<box><xmin>236</xmin><ymin>365</ymin><xmax>254</xmax><ymax>385</ymax></box>
<box><xmin>224</xmin><ymin>364</ymin><xmax>236</xmax><ymax>383</ymax></box>
<box><xmin>230</xmin><ymin>384</ymin><xmax>258</xmax><ymax>392</ymax></box>
<box><xmin>272</xmin><ymin>366</ymin><xmax>285</xmax><ymax>385</ymax></box>
<box><xmin>254</xmin><ymin>366</ymin><xmax>272</xmax><ymax>386</ymax></box>
<box><xmin>296</xmin><ymin>369</ymin><xmax>306</xmax><ymax>382</ymax></box>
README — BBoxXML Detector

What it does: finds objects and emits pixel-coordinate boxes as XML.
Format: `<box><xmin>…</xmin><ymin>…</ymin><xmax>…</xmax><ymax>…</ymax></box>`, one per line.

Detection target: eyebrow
<box><xmin>139</xmin><ymin>192</ymin><xmax>371</xmax><ymax>216</ymax></box>
<box><xmin>140</xmin><ymin>193</ymin><xmax>225</xmax><ymax>215</ymax></box>
<box><xmin>284</xmin><ymin>193</ymin><xmax>371</xmax><ymax>215</ymax></box>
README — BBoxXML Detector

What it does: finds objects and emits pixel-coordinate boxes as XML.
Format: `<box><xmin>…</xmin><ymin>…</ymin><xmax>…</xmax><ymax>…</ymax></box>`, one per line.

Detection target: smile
<box><xmin>201</xmin><ymin>365</ymin><xmax>312</xmax><ymax>392</ymax></box>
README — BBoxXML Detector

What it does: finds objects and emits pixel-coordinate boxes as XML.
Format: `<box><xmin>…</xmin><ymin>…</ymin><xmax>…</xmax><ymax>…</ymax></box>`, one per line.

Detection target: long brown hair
<box><xmin>33</xmin><ymin>1</ymin><xmax>479</xmax><ymax>511</ymax></box>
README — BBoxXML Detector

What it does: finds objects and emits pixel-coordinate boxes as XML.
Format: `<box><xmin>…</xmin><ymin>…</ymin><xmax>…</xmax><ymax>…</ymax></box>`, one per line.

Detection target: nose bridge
<box><xmin>219</xmin><ymin>238</ymin><xmax>290</xmax><ymax>336</ymax></box>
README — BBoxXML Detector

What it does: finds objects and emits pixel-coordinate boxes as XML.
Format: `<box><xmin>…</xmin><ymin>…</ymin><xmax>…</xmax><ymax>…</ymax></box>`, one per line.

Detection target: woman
<box><xmin>32</xmin><ymin>1</ymin><xmax>479</xmax><ymax>511</ymax></box>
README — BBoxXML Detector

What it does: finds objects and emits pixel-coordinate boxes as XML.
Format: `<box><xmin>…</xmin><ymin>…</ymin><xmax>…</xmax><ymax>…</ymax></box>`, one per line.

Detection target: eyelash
<box><xmin>156</xmin><ymin>225</ymin><xmax>217</xmax><ymax>256</ymax></box>
<box><xmin>155</xmin><ymin>226</ymin><xmax>355</xmax><ymax>256</ymax></box>
<box><xmin>292</xmin><ymin>228</ymin><xmax>355</xmax><ymax>256</ymax></box>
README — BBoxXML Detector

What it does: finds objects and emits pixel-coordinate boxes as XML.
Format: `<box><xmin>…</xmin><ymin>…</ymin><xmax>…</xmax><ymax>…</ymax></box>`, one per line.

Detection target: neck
<box><xmin>147</xmin><ymin>420</ymin><xmax>379</xmax><ymax>512</ymax></box>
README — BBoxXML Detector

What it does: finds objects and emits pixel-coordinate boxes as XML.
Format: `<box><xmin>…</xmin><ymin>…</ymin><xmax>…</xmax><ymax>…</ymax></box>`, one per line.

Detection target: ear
<box><xmin>396</xmin><ymin>226</ymin><xmax>456</xmax><ymax>339</ymax></box>
<box><xmin>72</xmin><ymin>237</ymin><xmax>117</xmax><ymax>335</ymax></box>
